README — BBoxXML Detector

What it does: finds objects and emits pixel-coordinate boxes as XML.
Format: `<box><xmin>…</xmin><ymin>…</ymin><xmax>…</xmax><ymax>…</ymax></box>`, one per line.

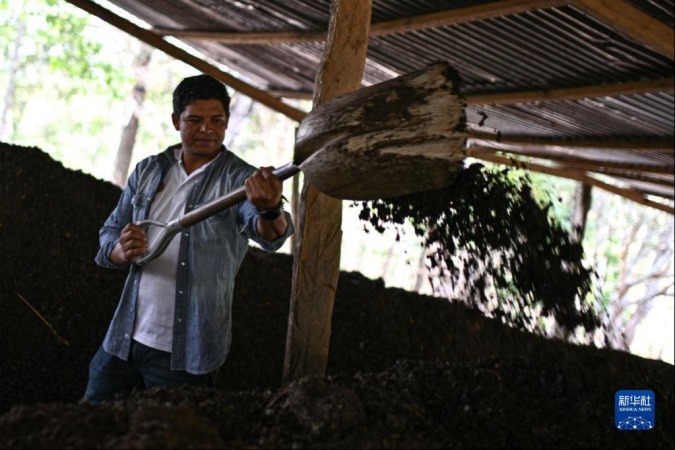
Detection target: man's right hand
<box><xmin>110</xmin><ymin>223</ymin><xmax>148</xmax><ymax>265</ymax></box>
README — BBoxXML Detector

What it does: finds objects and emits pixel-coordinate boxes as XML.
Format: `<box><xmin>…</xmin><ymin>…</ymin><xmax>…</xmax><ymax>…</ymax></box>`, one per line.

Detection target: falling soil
<box><xmin>0</xmin><ymin>142</ymin><xmax>673</xmax><ymax>449</ymax></box>
<box><xmin>356</xmin><ymin>162</ymin><xmax>601</xmax><ymax>334</ymax></box>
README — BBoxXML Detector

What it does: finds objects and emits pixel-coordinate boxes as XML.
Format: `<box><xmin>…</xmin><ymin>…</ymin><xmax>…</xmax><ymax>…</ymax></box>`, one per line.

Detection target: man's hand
<box><xmin>245</xmin><ymin>166</ymin><xmax>283</xmax><ymax>210</ymax></box>
<box><xmin>110</xmin><ymin>223</ymin><xmax>148</xmax><ymax>265</ymax></box>
<box><xmin>245</xmin><ymin>166</ymin><xmax>288</xmax><ymax>240</ymax></box>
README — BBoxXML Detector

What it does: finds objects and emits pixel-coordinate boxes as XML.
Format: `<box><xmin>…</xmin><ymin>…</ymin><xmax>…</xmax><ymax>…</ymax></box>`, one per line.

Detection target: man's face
<box><xmin>172</xmin><ymin>99</ymin><xmax>229</xmax><ymax>159</ymax></box>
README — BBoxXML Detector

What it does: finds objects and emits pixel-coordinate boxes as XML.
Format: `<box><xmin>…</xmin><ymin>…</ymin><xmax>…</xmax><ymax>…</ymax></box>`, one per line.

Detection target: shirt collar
<box><xmin>173</xmin><ymin>146</ymin><xmax>223</xmax><ymax>176</ymax></box>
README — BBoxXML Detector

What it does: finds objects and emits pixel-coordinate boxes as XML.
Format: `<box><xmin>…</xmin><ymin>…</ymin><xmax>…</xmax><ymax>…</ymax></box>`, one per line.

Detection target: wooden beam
<box><xmin>571</xmin><ymin>0</ymin><xmax>675</xmax><ymax>60</ymax></box>
<box><xmin>469</xmin><ymin>134</ymin><xmax>675</xmax><ymax>152</ymax></box>
<box><xmin>474</xmin><ymin>146</ymin><xmax>675</xmax><ymax>188</ymax></box>
<box><xmin>468</xmin><ymin>133</ymin><xmax>675</xmax><ymax>190</ymax></box>
<box><xmin>151</xmin><ymin>28</ymin><xmax>327</xmax><ymax>44</ymax></box>
<box><xmin>64</xmin><ymin>0</ymin><xmax>306</xmax><ymax>122</ymax></box>
<box><xmin>478</xmin><ymin>147</ymin><xmax>674</xmax><ymax>175</ymax></box>
<box><xmin>283</xmin><ymin>0</ymin><xmax>371</xmax><ymax>384</ymax></box>
<box><xmin>152</xmin><ymin>0</ymin><xmax>568</xmax><ymax>44</ymax></box>
<box><xmin>370</xmin><ymin>0</ymin><xmax>569</xmax><ymax>36</ymax></box>
<box><xmin>466</xmin><ymin>77</ymin><xmax>675</xmax><ymax>106</ymax></box>
<box><xmin>268</xmin><ymin>89</ymin><xmax>314</xmax><ymax>101</ymax></box>
<box><xmin>593</xmin><ymin>170</ymin><xmax>674</xmax><ymax>188</ymax></box>
<box><xmin>467</xmin><ymin>147</ymin><xmax>674</xmax><ymax>214</ymax></box>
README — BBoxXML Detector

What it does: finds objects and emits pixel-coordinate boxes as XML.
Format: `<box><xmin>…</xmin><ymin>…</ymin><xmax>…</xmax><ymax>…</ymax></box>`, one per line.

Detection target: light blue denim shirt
<box><xmin>95</xmin><ymin>144</ymin><xmax>294</xmax><ymax>375</ymax></box>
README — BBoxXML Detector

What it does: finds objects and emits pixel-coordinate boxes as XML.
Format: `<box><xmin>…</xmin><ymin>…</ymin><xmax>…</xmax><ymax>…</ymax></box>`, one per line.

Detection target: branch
<box><xmin>15</xmin><ymin>292</ymin><xmax>70</xmax><ymax>346</ymax></box>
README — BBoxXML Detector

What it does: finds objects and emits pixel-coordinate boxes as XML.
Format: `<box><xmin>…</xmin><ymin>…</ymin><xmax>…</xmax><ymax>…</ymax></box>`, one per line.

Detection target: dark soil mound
<box><xmin>1</xmin><ymin>142</ymin><xmax>672</xmax><ymax>448</ymax></box>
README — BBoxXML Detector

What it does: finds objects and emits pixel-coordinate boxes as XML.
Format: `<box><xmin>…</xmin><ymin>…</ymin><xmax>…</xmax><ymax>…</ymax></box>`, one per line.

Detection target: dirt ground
<box><xmin>1</xmin><ymin>142</ymin><xmax>673</xmax><ymax>449</ymax></box>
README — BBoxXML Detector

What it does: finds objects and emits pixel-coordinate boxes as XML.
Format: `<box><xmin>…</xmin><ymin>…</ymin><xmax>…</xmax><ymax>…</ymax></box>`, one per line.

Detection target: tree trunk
<box><xmin>412</xmin><ymin>248</ymin><xmax>428</xmax><ymax>293</ymax></box>
<box><xmin>571</xmin><ymin>183</ymin><xmax>592</xmax><ymax>243</ymax></box>
<box><xmin>0</xmin><ymin>16</ymin><xmax>25</xmax><ymax>140</ymax></box>
<box><xmin>112</xmin><ymin>45</ymin><xmax>152</xmax><ymax>187</ymax></box>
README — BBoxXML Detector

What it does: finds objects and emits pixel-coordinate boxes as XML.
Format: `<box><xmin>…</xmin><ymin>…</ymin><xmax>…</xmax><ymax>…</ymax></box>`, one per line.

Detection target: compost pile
<box><xmin>0</xmin><ymin>142</ymin><xmax>673</xmax><ymax>449</ymax></box>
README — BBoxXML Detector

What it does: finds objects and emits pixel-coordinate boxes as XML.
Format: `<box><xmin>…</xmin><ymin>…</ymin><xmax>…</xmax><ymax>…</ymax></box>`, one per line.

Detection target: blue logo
<box><xmin>615</xmin><ymin>390</ymin><xmax>655</xmax><ymax>430</ymax></box>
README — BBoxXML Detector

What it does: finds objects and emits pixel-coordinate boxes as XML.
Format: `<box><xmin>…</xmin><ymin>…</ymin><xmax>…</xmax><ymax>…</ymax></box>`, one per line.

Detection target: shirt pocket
<box><xmin>131</xmin><ymin>194</ymin><xmax>152</xmax><ymax>222</ymax></box>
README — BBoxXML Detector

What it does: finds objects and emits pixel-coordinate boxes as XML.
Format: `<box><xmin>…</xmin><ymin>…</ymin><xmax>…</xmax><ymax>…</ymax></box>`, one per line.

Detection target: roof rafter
<box><xmin>570</xmin><ymin>0</ymin><xmax>675</xmax><ymax>60</ymax></box>
<box><xmin>64</xmin><ymin>0</ymin><xmax>307</xmax><ymax>122</ymax></box>
<box><xmin>476</xmin><ymin>146</ymin><xmax>674</xmax><ymax>175</ymax></box>
<box><xmin>467</xmin><ymin>147</ymin><xmax>674</xmax><ymax>214</ymax></box>
<box><xmin>152</xmin><ymin>0</ymin><xmax>570</xmax><ymax>43</ymax></box>
<box><xmin>467</xmin><ymin>78</ymin><xmax>675</xmax><ymax>105</ymax></box>
<box><xmin>594</xmin><ymin>171</ymin><xmax>674</xmax><ymax>188</ymax></box>
<box><xmin>470</xmin><ymin>134</ymin><xmax>675</xmax><ymax>152</ymax></box>
<box><xmin>150</xmin><ymin>0</ymin><xmax>675</xmax><ymax>64</ymax></box>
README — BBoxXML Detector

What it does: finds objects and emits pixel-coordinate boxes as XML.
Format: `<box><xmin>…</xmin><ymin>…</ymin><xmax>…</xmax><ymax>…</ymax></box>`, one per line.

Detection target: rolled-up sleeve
<box><xmin>238</xmin><ymin>200</ymin><xmax>294</xmax><ymax>251</ymax></box>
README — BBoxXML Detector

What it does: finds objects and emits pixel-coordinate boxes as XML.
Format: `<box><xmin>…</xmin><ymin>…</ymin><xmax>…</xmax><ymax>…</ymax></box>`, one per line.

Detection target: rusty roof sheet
<box><xmin>78</xmin><ymin>0</ymin><xmax>674</xmax><ymax>210</ymax></box>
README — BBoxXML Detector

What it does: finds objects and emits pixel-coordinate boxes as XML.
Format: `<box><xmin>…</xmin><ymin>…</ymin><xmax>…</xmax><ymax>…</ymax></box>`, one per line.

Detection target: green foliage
<box><xmin>1</xmin><ymin>0</ymin><xmax>134</xmax><ymax>144</ymax></box>
<box><xmin>15</xmin><ymin>0</ymin><xmax>130</xmax><ymax>95</ymax></box>
<box><xmin>526</xmin><ymin>171</ymin><xmax>577</xmax><ymax>229</ymax></box>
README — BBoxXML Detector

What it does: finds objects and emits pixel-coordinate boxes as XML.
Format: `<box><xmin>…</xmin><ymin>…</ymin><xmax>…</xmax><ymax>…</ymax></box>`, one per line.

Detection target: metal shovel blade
<box><xmin>294</xmin><ymin>62</ymin><xmax>467</xmax><ymax>200</ymax></box>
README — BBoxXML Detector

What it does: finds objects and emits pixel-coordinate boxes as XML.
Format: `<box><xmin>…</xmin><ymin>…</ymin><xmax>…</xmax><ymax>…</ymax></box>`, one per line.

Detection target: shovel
<box><xmin>134</xmin><ymin>62</ymin><xmax>467</xmax><ymax>265</ymax></box>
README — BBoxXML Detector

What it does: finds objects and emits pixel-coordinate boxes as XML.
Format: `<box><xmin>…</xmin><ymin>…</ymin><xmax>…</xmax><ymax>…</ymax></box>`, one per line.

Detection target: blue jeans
<box><xmin>83</xmin><ymin>340</ymin><xmax>216</xmax><ymax>403</ymax></box>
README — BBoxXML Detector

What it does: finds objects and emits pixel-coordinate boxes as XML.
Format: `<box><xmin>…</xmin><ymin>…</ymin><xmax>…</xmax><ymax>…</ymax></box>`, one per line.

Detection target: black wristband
<box><xmin>260</xmin><ymin>208</ymin><xmax>282</xmax><ymax>221</ymax></box>
<box><xmin>259</xmin><ymin>198</ymin><xmax>284</xmax><ymax>221</ymax></box>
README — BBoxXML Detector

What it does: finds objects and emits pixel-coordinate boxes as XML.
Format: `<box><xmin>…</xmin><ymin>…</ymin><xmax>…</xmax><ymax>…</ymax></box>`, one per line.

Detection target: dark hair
<box><xmin>172</xmin><ymin>74</ymin><xmax>231</xmax><ymax>116</ymax></box>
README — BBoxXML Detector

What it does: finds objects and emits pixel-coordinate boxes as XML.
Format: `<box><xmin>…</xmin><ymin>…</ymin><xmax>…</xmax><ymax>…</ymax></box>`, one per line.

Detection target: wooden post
<box><xmin>283</xmin><ymin>0</ymin><xmax>371</xmax><ymax>384</ymax></box>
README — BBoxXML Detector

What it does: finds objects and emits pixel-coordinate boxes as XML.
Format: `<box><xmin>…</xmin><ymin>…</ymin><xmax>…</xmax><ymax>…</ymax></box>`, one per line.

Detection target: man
<box><xmin>83</xmin><ymin>74</ymin><xmax>294</xmax><ymax>402</ymax></box>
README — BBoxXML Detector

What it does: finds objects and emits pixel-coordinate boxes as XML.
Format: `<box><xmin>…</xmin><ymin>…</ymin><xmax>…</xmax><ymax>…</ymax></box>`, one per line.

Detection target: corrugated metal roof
<box><xmin>72</xmin><ymin>0</ymin><xmax>674</xmax><ymax>210</ymax></box>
